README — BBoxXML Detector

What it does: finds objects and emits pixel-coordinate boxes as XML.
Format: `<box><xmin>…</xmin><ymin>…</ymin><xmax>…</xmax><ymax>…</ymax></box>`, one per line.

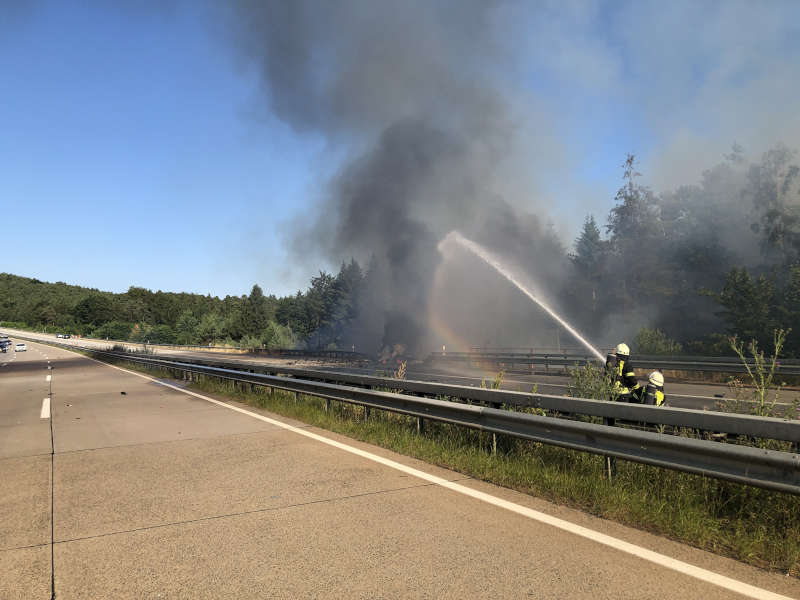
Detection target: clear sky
<box><xmin>3</xmin><ymin>1</ymin><xmax>799</xmax><ymax>298</ymax></box>
<box><xmin>2</xmin><ymin>1</ymin><xmax>327</xmax><ymax>297</ymax></box>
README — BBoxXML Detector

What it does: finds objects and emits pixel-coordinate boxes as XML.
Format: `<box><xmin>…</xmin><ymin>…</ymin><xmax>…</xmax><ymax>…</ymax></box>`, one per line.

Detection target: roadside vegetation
<box><xmin>632</xmin><ymin>328</ymin><xmax>683</xmax><ymax>355</ymax></box>
<box><xmin>719</xmin><ymin>328</ymin><xmax>800</xmax><ymax>422</ymax></box>
<box><xmin>82</xmin><ymin>346</ymin><xmax>799</xmax><ymax>578</ymax></box>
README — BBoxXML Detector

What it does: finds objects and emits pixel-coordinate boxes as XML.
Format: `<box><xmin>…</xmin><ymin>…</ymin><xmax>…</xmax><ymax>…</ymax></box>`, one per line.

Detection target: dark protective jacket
<box><xmin>632</xmin><ymin>382</ymin><xmax>665</xmax><ymax>406</ymax></box>
<box><xmin>605</xmin><ymin>353</ymin><xmax>639</xmax><ymax>398</ymax></box>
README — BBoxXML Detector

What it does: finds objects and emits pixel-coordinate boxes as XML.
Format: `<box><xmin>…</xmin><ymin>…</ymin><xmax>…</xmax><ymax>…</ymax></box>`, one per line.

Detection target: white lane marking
<box><xmin>81</xmin><ymin>355</ymin><xmax>792</xmax><ymax>600</ymax></box>
<box><xmin>46</xmin><ymin>374</ymin><xmax>52</xmax><ymax>382</ymax></box>
<box><xmin>40</xmin><ymin>398</ymin><xmax>50</xmax><ymax>419</ymax></box>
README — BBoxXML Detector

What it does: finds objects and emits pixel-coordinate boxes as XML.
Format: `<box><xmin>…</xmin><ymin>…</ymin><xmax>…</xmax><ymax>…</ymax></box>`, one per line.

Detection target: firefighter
<box><xmin>632</xmin><ymin>371</ymin><xmax>665</xmax><ymax>406</ymax></box>
<box><xmin>602</xmin><ymin>342</ymin><xmax>639</xmax><ymax>477</ymax></box>
<box><xmin>606</xmin><ymin>342</ymin><xmax>639</xmax><ymax>401</ymax></box>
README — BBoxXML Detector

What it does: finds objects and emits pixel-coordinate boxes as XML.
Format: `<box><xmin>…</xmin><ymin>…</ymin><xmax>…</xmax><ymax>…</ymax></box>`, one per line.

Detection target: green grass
<box><xmin>63</xmin><ymin>353</ymin><xmax>800</xmax><ymax>577</ymax></box>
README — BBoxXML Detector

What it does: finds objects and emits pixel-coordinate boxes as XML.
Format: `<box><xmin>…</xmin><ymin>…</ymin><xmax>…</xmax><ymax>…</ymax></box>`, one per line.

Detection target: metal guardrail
<box><xmin>429</xmin><ymin>351</ymin><xmax>800</xmax><ymax>376</ymax></box>
<box><xmin>251</xmin><ymin>348</ymin><xmax>369</xmax><ymax>361</ymax></box>
<box><xmin>0</xmin><ymin>329</ymin><xmax>365</xmax><ymax>360</ymax></box>
<box><xmin>32</xmin><ymin>340</ymin><xmax>798</xmax><ymax>495</ymax></box>
<box><xmin>102</xmin><ymin>353</ymin><xmax>800</xmax><ymax>494</ymax></box>
<box><xmin>96</xmin><ymin>351</ymin><xmax>800</xmax><ymax>445</ymax></box>
<box><xmin>11</xmin><ymin>332</ymin><xmax>800</xmax><ymax>442</ymax></box>
<box><xmin>466</xmin><ymin>348</ymin><xmax>800</xmax><ymax>366</ymax></box>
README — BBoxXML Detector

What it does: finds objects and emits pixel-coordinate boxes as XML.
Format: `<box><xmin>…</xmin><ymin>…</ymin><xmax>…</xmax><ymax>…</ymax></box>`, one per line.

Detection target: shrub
<box><xmin>92</xmin><ymin>320</ymin><xmax>133</xmax><ymax>341</ymax></box>
<box><xmin>726</xmin><ymin>328</ymin><xmax>795</xmax><ymax>418</ymax></box>
<box><xmin>633</xmin><ymin>327</ymin><xmax>682</xmax><ymax>355</ymax></box>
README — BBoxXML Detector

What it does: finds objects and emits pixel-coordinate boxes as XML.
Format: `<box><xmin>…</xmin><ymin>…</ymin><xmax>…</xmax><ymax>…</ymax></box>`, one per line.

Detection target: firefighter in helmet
<box><xmin>605</xmin><ymin>342</ymin><xmax>640</xmax><ymax>401</ymax></box>
<box><xmin>632</xmin><ymin>371</ymin><xmax>665</xmax><ymax>406</ymax></box>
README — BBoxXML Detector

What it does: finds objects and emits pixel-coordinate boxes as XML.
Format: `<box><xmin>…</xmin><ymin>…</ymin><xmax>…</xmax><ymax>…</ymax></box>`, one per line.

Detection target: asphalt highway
<box><xmin>2</xmin><ymin>337</ymin><xmax>800</xmax><ymax>598</ymax></box>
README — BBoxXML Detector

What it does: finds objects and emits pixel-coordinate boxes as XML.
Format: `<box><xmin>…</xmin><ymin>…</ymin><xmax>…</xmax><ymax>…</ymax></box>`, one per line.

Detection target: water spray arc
<box><xmin>439</xmin><ymin>231</ymin><xmax>604</xmax><ymax>361</ymax></box>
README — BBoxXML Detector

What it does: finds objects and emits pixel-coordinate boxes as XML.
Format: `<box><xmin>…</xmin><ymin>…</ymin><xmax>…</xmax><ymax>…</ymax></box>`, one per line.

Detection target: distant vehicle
<box><xmin>15</xmin><ymin>343</ymin><xmax>27</xmax><ymax>352</ymax></box>
<box><xmin>57</xmin><ymin>334</ymin><xmax>63</xmax><ymax>338</ymax></box>
<box><xmin>63</xmin><ymin>334</ymin><xmax>71</xmax><ymax>339</ymax></box>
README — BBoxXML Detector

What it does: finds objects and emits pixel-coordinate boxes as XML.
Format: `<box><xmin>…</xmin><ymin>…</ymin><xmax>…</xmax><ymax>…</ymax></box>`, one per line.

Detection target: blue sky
<box><xmin>3</xmin><ymin>1</ymin><xmax>799</xmax><ymax>298</ymax></box>
<box><xmin>2</xmin><ymin>2</ymin><xmax>326</xmax><ymax>297</ymax></box>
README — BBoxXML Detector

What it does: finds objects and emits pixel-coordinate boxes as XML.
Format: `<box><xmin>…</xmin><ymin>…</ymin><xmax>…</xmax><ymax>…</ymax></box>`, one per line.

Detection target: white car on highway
<box><xmin>15</xmin><ymin>343</ymin><xmax>26</xmax><ymax>352</ymax></box>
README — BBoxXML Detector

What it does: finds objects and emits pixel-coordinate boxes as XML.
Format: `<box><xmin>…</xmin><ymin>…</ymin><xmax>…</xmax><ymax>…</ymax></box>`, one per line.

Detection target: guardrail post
<box><xmin>602</xmin><ymin>416</ymin><xmax>617</xmax><ymax>479</ymax></box>
<box><xmin>364</xmin><ymin>406</ymin><xmax>371</xmax><ymax>419</ymax></box>
<box><xmin>325</xmin><ymin>399</ymin><xmax>331</xmax><ymax>412</ymax></box>
<box><xmin>491</xmin><ymin>402</ymin><xmax>502</xmax><ymax>454</ymax></box>
<box><xmin>604</xmin><ymin>456</ymin><xmax>616</xmax><ymax>479</ymax></box>
<box><xmin>417</xmin><ymin>417</ymin><xmax>424</xmax><ymax>434</ymax></box>
<box><xmin>293</xmin><ymin>391</ymin><xmax>298</xmax><ymax>403</ymax></box>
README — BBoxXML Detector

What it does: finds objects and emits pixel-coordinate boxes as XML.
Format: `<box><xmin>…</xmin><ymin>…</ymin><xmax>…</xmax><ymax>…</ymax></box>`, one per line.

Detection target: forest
<box><xmin>2</xmin><ymin>146</ymin><xmax>799</xmax><ymax>357</ymax></box>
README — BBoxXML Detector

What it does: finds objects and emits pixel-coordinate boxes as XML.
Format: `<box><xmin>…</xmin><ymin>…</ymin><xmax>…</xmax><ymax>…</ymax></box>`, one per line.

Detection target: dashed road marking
<box><xmin>40</xmin><ymin>398</ymin><xmax>50</xmax><ymax>419</ymax></box>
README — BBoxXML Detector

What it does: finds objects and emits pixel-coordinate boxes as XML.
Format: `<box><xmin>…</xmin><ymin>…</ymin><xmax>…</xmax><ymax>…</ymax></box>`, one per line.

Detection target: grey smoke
<box><xmin>227</xmin><ymin>0</ymin><xmax>566</xmax><ymax>353</ymax></box>
<box><xmin>225</xmin><ymin>1</ymin><xmax>800</xmax><ymax>354</ymax></box>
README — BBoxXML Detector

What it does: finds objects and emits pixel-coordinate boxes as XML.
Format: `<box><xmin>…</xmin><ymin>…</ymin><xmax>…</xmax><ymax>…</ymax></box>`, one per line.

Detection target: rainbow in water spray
<box><xmin>438</xmin><ymin>231</ymin><xmax>604</xmax><ymax>361</ymax></box>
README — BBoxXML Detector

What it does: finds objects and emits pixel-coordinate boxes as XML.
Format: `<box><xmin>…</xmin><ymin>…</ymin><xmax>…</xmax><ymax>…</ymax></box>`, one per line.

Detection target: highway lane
<box><xmin>0</xmin><ymin>341</ymin><xmax>54</xmax><ymax>599</ymax></box>
<box><xmin>2</xmin><ymin>338</ymin><xmax>800</xmax><ymax>598</ymax></box>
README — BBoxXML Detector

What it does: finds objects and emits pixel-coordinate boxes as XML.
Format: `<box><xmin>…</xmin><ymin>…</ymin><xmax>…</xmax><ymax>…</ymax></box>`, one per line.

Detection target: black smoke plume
<box><xmin>228</xmin><ymin>1</ymin><xmax>567</xmax><ymax>354</ymax></box>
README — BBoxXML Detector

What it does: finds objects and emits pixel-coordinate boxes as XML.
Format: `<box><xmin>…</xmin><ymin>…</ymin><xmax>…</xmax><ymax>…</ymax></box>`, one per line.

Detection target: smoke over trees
<box><xmin>3</xmin><ymin>141</ymin><xmax>800</xmax><ymax>357</ymax></box>
<box><xmin>226</xmin><ymin>0</ymin><xmax>567</xmax><ymax>355</ymax></box>
<box><xmin>217</xmin><ymin>2</ymin><xmax>800</xmax><ymax>356</ymax></box>
<box><xmin>569</xmin><ymin>147</ymin><xmax>800</xmax><ymax>355</ymax></box>
<box><xmin>7</xmin><ymin>4</ymin><xmax>800</xmax><ymax>358</ymax></box>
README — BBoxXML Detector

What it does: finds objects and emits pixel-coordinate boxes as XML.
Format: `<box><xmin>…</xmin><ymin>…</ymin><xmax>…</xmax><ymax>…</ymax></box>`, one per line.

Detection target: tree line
<box><xmin>568</xmin><ymin>145</ymin><xmax>800</xmax><ymax>356</ymax></box>
<box><xmin>2</xmin><ymin>144</ymin><xmax>799</xmax><ymax>356</ymax></box>
<box><xmin>0</xmin><ymin>259</ymin><xmax>366</xmax><ymax>350</ymax></box>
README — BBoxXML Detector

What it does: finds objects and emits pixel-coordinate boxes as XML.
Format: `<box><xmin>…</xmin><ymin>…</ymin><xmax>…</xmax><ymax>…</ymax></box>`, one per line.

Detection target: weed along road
<box><xmin>1</xmin><ymin>340</ymin><xmax>799</xmax><ymax>599</ymax></box>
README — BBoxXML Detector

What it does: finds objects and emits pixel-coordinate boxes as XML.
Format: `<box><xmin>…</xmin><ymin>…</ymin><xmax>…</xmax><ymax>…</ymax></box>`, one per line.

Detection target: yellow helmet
<box><xmin>615</xmin><ymin>343</ymin><xmax>630</xmax><ymax>357</ymax></box>
<box><xmin>648</xmin><ymin>371</ymin><xmax>664</xmax><ymax>387</ymax></box>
